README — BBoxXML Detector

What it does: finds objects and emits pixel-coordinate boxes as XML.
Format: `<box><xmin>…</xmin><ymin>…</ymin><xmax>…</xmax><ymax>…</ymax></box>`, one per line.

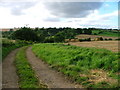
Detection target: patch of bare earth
<box><xmin>69</xmin><ymin>41</ymin><xmax>119</xmax><ymax>52</ymax></box>
<box><xmin>80</xmin><ymin>69</ymin><xmax>118</xmax><ymax>86</ymax></box>
<box><xmin>26</xmin><ymin>47</ymin><xmax>83</xmax><ymax>88</ymax></box>
<box><xmin>2</xmin><ymin>49</ymin><xmax>19</xmax><ymax>88</ymax></box>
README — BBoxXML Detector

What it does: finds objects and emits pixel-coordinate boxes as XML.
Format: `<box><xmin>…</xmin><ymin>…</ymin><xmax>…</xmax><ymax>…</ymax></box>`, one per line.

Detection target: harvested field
<box><xmin>69</xmin><ymin>41</ymin><xmax>119</xmax><ymax>52</ymax></box>
<box><xmin>76</xmin><ymin>34</ymin><xmax>119</xmax><ymax>40</ymax></box>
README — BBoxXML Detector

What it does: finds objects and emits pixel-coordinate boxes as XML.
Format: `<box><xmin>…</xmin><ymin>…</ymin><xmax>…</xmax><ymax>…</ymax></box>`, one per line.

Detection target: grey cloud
<box><xmin>0</xmin><ymin>1</ymin><xmax>37</xmax><ymax>15</ymax></box>
<box><xmin>44</xmin><ymin>2</ymin><xmax>103</xmax><ymax>18</ymax></box>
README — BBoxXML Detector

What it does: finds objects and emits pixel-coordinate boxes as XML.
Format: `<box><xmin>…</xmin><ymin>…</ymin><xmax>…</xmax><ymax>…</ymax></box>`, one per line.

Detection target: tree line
<box><xmin>3</xmin><ymin>27</ymin><xmax>93</xmax><ymax>43</ymax></box>
<box><xmin>3</xmin><ymin>27</ymin><xmax>119</xmax><ymax>43</ymax></box>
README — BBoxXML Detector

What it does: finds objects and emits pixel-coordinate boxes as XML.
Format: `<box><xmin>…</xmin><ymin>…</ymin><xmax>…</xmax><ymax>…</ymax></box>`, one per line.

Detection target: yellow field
<box><xmin>69</xmin><ymin>41</ymin><xmax>119</xmax><ymax>52</ymax></box>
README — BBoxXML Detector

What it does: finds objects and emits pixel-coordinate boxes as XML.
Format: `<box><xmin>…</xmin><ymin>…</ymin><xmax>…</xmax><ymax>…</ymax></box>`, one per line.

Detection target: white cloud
<box><xmin>62</xmin><ymin>10</ymin><xmax>118</xmax><ymax>28</ymax></box>
<box><xmin>0</xmin><ymin>1</ymin><xmax>118</xmax><ymax>29</ymax></box>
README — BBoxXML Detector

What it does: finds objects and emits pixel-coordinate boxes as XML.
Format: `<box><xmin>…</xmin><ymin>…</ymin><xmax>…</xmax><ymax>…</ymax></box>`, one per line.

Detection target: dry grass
<box><xmin>69</xmin><ymin>41</ymin><xmax>119</xmax><ymax>52</ymax></box>
<box><xmin>80</xmin><ymin>69</ymin><xmax>118</xmax><ymax>85</ymax></box>
<box><xmin>76</xmin><ymin>34</ymin><xmax>118</xmax><ymax>40</ymax></box>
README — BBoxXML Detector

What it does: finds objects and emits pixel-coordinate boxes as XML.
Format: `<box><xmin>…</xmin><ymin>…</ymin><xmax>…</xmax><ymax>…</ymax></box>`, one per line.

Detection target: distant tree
<box><xmin>54</xmin><ymin>32</ymin><xmax>65</xmax><ymax>42</ymax></box>
<box><xmin>99</xmin><ymin>37</ymin><xmax>103</xmax><ymax>41</ymax></box>
<box><xmin>44</xmin><ymin>36</ymin><xmax>54</xmax><ymax>43</ymax></box>
<box><xmin>83</xmin><ymin>28</ymin><xmax>92</xmax><ymax>35</ymax></box>
<box><xmin>12</xmin><ymin>27</ymin><xmax>38</xmax><ymax>42</ymax></box>
<box><xmin>75</xmin><ymin>28</ymin><xmax>82</xmax><ymax>34</ymax></box>
<box><xmin>10</xmin><ymin>29</ymin><xmax>13</xmax><ymax>32</ymax></box>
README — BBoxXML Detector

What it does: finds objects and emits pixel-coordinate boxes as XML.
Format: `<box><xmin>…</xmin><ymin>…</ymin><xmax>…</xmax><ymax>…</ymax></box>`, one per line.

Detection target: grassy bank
<box><xmin>32</xmin><ymin>43</ymin><xmax>119</xmax><ymax>88</ymax></box>
<box><xmin>15</xmin><ymin>46</ymin><xmax>47</xmax><ymax>88</ymax></box>
<box><xmin>2</xmin><ymin>38</ymin><xmax>33</xmax><ymax>60</ymax></box>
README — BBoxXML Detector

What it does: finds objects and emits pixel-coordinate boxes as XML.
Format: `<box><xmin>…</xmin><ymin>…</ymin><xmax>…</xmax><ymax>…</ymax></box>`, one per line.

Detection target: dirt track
<box><xmin>2</xmin><ymin>49</ymin><xmax>19</xmax><ymax>88</ymax></box>
<box><xmin>26</xmin><ymin>47</ymin><xmax>83</xmax><ymax>88</ymax></box>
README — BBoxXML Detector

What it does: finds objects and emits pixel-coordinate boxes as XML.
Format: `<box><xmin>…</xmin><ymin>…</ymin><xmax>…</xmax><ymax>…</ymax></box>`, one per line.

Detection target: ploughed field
<box><xmin>69</xmin><ymin>41</ymin><xmax>119</xmax><ymax>52</ymax></box>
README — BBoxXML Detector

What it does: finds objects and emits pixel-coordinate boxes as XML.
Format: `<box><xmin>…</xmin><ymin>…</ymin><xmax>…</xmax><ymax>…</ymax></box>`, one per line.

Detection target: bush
<box><xmin>107</xmin><ymin>38</ymin><xmax>112</xmax><ymax>40</ymax></box>
<box><xmin>44</xmin><ymin>36</ymin><xmax>54</xmax><ymax>43</ymax></box>
<box><xmin>99</xmin><ymin>37</ymin><xmax>103</xmax><ymax>41</ymax></box>
<box><xmin>79</xmin><ymin>38</ymin><xmax>91</xmax><ymax>42</ymax></box>
<box><xmin>93</xmin><ymin>33</ymin><xmax>97</xmax><ymax>35</ymax></box>
<box><xmin>104</xmin><ymin>38</ymin><xmax>108</xmax><ymax>41</ymax></box>
<box><xmin>115</xmin><ymin>38</ymin><xmax>120</xmax><ymax>40</ymax></box>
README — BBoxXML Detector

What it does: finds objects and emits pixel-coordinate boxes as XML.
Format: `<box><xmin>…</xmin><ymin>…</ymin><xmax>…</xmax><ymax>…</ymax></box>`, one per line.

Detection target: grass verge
<box><xmin>15</xmin><ymin>46</ymin><xmax>47</xmax><ymax>88</ymax></box>
<box><xmin>2</xmin><ymin>46</ymin><xmax>18</xmax><ymax>60</ymax></box>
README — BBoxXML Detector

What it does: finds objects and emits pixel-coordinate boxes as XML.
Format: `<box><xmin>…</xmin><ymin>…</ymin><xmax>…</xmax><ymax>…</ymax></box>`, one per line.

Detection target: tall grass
<box><xmin>32</xmin><ymin>43</ymin><xmax>119</xmax><ymax>88</ymax></box>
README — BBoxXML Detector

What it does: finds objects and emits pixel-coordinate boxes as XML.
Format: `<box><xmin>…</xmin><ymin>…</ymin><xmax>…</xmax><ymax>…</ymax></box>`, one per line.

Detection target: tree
<box><xmin>44</xmin><ymin>36</ymin><xmax>55</xmax><ymax>43</ymax></box>
<box><xmin>12</xmin><ymin>27</ymin><xmax>38</xmax><ymax>42</ymax></box>
<box><xmin>75</xmin><ymin>28</ymin><xmax>83</xmax><ymax>34</ymax></box>
<box><xmin>83</xmin><ymin>28</ymin><xmax>92</xmax><ymax>35</ymax></box>
<box><xmin>54</xmin><ymin>32</ymin><xmax>65</xmax><ymax>42</ymax></box>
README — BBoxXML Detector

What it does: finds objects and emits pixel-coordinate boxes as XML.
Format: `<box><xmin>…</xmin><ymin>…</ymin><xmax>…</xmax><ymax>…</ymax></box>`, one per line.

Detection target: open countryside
<box><xmin>1</xmin><ymin>1</ymin><xmax>119</xmax><ymax>89</ymax></box>
<box><xmin>1</xmin><ymin>27</ymin><xmax>119</xmax><ymax>89</ymax></box>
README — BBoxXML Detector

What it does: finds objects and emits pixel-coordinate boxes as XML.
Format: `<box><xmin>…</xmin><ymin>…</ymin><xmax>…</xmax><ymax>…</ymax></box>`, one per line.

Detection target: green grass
<box><xmin>32</xmin><ymin>43</ymin><xmax>119</xmax><ymax>88</ymax></box>
<box><xmin>2</xmin><ymin>38</ymin><xmax>33</xmax><ymax>60</ymax></box>
<box><xmin>2</xmin><ymin>38</ymin><xmax>17</xmax><ymax>60</ymax></box>
<box><xmin>92</xmin><ymin>30</ymin><xmax>119</xmax><ymax>37</ymax></box>
<box><xmin>15</xmin><ymin>46</ymin><xmax>47</xmax><ymax>88</ymax></box>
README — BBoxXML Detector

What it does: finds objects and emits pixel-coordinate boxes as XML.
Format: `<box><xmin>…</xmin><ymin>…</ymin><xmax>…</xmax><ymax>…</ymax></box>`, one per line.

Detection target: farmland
<box><xmin>76</xmin><ymin>34</ymin><xmax>119</xmax><ymax>40</ymax></box>
<box><xmin>69</xmin><ymin>41</ymin><xmax>119</xmax><ymax>52</ymax></box>
<box><xmin>2</xmin><ymin>27</ymin><xmax>120</xmax><ymax>89</ymax></box>
<box><xmin>32</xmin><ymin>43</ymin><xmax>119</xmax><ymax>88</ymax></box>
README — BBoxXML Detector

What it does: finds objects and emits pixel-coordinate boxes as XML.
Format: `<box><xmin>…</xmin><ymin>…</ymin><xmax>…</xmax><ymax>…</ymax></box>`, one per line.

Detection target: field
<box><xmin>92</xmin><ymin>30</ymin><xmax>119</xmax><ymax>37</ymax></box>
<box><xmin>2</xmin><ymin>28</ymin><xmax>120</xmax><ymax>89</ymax></box>
<box><xmin>69</xmin><ymin>41</ymin><xmax>119</xmax><ymax>52</ymax></box>
<box><xmin>76</xmin><ymin>34</ymin><xmax>119</xmax><ymax>40</ymax></box>
<box><xmin>32</xmin><ymin>43</ymin><xmax>119</xmax><ymax>88</ymax></box>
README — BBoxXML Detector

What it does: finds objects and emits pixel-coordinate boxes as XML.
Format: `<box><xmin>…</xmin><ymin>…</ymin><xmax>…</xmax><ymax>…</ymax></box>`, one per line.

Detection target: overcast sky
<box><xmin>0</xmin><ymin>0</ymin><xmax>119</xmax><ymax>29</ymax></box>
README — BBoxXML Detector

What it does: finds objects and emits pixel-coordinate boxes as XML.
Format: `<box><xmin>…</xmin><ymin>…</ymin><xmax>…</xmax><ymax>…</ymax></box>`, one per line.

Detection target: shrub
<box><xmin>104</xmin><ymin>38</ymin><xmax>108</xmax><ymax>41</ymax></box>
<box><xmin>79</xmin><ymin>38</ymin><xmax>91</xmax><ymax>42</ymax></box>
<box><xmin>108</xmin><ymin>38</ymin><xmax>112</xmax><ymax>40</ymax></box>
<box><xmin>115</xmin><ymin>38</ymin><xmax>120</xmax><ymax>41</ymax></box>
<box><xmin>99</xmin><ymin>37</ymin><xmax>103</xmax><ymax>41</ymax></box>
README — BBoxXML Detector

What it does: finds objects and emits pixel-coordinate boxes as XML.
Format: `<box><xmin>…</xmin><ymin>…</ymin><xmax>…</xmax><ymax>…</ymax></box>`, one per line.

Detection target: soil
<box><xmin>26</xmin><ymin>47</ymin><xmax>83</xmax><ymax>88</ymax></box>
<box><xmin>2</xmin><ymin>49</ymin><xmax>19</xmax><ymax>88</ymax></box>
<box><xmin>69</xmin><ymin>41</ymin><xmax>119</xmax><ymax>52</ymax></box>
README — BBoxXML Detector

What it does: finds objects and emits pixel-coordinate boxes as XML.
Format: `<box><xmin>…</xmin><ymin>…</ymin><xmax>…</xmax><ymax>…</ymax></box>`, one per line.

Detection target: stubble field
<box><xmin>69</xmin><ymin>41</ymin><xmax>119</xmax><ymax>52</ymax></box>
